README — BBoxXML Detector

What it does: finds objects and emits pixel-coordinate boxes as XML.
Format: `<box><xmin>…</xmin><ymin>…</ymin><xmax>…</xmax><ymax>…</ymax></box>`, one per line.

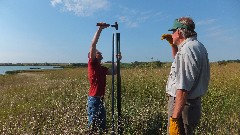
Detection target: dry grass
<box><xmin>0</xmin><ymin>63</ymin><xmax>239</xmax><ymax>134</ymax></box>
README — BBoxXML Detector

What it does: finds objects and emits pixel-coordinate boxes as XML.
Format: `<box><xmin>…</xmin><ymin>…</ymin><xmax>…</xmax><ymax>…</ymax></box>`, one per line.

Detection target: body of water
<box><xmin>0</xmin><ymin>66</ymin><xmax>62</xmax><ymax>75</ymax></box>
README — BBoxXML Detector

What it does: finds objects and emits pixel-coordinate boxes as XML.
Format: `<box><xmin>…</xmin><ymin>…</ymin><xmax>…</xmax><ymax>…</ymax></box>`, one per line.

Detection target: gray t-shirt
<box><xmin>166</xmin><ymin>36</ymin><xmax>210</xmax><ymax>99</ymax></box>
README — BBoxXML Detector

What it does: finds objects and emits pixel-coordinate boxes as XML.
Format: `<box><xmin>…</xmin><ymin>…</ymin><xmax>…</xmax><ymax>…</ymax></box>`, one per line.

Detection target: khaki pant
<box><xmin>167</xmin><ymin>96</ymin><xmax>201</xmax><ymax>135</ymax></box>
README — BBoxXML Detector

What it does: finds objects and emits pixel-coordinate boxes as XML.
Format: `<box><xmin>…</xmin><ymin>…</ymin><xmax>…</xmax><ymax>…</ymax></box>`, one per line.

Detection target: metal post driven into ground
<box><xmin>116</xmin><ymin>33</ymin><xmax>122</xmax><ymax>135</ymax></box>
<box><xmin>111</xmin><ymin>33</ymin><xmax>115</xmax><ymax>135</ymax></box>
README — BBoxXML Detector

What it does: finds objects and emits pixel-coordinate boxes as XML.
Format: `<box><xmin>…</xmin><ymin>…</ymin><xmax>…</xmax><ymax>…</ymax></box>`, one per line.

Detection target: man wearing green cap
<box><xmin>161</xmin><ymin>17</ymin><xmax>210</xmax><ymax>135</ymax></box>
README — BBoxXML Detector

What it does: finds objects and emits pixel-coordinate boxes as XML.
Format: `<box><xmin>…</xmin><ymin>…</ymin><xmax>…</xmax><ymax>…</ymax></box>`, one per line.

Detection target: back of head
<box><xmin>88</xmin><ymin>49</ymin><xmax>102</xmax><ymax>59</ymax></box>
<box><xmin>177</xmin><ymin>17</ymin><xmax>197</xmax><ymax>38</ymax></box>
<box><xmin>95</xmin><ymin>49</ymin><xmax>101</xmax><ymax>54</ymax></box>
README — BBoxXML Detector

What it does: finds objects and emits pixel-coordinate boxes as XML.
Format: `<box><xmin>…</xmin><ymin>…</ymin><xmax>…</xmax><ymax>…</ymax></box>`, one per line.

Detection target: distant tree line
<box><xmin>217</xmin><ymin>59</ymin><xmax>240</xmax><ymax>65</ymax></box>
<box><xmin>129</xmin><ymin>61</ymin><xmax>162</xmax><ymax>68</ymax></box>
<box><xmin>2</xmin><ymin>59</ymin><xmax>239</xmax><ymax>68</ymax></box>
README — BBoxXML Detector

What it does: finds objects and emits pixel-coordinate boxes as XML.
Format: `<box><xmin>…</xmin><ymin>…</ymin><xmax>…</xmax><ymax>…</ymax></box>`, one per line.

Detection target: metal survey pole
<box><xmin>111</xmin><ymin>22</ymin><xmax>118</xmax><ymax>135</ymax></box>
<box><xmin>98</xmin><ymin>22</ymin><xmax>119</xmax><ymax>135</ymax></box>
<box><xmin>116</xmin><ymin>33</ymin><xmax>122</xmax><ymax>135</ymax></box>
<box><xmin>111</xmin><ymin>33</ymin><xmax>115</xmax><ymax>135</ymax></box>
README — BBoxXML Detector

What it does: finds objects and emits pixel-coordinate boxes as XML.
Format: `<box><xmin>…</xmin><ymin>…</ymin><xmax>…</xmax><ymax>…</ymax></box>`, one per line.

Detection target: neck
<box><xmin>179</xmin><ymin>38</ymin><xmax>186</xmax><ymax>45</ymax></box>
<box><xmin>175</xmin><ymin>38</ymin><xmax>186</xmax><ymax>46</ymax></box>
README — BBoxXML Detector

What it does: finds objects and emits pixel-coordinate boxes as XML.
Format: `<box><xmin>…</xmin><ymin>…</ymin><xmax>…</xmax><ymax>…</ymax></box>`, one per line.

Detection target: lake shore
<box><xmin>0</xmin><ymin>66</ymin><xmax>64</xmax><ymax>75</ymax></box>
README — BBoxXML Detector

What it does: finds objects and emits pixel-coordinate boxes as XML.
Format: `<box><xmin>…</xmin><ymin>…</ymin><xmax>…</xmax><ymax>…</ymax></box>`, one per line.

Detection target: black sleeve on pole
<box><xmin>116</xmin><ymin>33</ymin><xmax>122</xmax><ymax>135</ymax></box>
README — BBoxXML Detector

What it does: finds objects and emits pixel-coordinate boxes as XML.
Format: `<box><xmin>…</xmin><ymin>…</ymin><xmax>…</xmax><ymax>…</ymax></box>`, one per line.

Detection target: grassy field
<box><xmin>0</xmin><ymin>63</ymin><xmax>239</xmax><ymax>134</ymax></box>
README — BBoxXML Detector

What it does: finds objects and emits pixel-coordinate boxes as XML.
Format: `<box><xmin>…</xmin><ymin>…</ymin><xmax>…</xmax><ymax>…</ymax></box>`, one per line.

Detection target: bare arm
<box><xmin>89</xmin><ymin>23</ymin><xmax>109</xmax><ymax>60</ymax></box>
<box><xmin>172</xmin><ymin>89</ymin><xmax>188</xmax><ymax>118</ymax></box>
<box><xmin>106</xmin><ymin>54</ymin><xmax>122</xmax><ymax>75</ymax></box>
<box><xmin>161</xmin><ymin>34</ymin><xmax>178</xmax><ymax>58</ymax></box>
<box><xmin>171</xmin><ymin>45</ymin><xmax>178</xmax><ymax>58</ymax></box>
<box><xmin>89</xmin><ymin>27</ymin><xmax>102</xmax><ymax>60</ymax></box>
<box><xmin>107</xmin><ymin>63</ymin><xmax>117</xmax><ymax>75</ymax></box>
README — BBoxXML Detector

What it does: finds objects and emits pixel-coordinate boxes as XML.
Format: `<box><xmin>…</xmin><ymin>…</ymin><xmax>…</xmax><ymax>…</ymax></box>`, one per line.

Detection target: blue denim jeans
<box><xmin>87</xmin><ymin>96</ymin><xmax>106</xmax><ymax>130</ymax></box>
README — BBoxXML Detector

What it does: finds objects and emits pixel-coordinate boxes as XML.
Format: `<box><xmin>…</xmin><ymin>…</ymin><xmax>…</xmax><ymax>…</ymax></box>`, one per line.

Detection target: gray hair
<box><xmin>177</xmin><ymin>17</ymin><xmax>197</xmax><ymax>38</ymax></box>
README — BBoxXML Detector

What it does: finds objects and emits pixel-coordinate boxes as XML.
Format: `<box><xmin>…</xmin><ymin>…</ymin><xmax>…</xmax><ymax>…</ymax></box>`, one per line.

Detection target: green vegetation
<box><xmin>0</xmin><ymin>63</ymin><xmax>239</xmax><ymax>134</ymax></box>
<box><xmin>5</xmin><ymin>70</ymin><xmax>44</xmax><ymax>75</ymax></box>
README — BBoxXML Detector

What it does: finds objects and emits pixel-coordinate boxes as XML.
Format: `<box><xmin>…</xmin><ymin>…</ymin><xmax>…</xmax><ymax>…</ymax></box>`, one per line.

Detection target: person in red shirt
<box><xmin>87</xmin><ymin>22</ymin><xmax>121</xmax><ymax>134</ymax></box>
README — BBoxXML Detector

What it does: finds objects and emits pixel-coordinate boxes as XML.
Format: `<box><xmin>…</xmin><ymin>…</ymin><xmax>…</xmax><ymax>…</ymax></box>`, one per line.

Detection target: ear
<box><xmin>177</xmin><ymin>30</ymin><xmax>184</xmax><ymax>38</ymax></box>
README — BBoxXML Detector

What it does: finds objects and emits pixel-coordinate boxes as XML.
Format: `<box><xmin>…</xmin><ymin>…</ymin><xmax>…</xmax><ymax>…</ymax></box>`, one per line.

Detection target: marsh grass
<box><xmin>0</xmin><ymin>63</ymin><xmax>239</xmax><ymax>134</ymax></box>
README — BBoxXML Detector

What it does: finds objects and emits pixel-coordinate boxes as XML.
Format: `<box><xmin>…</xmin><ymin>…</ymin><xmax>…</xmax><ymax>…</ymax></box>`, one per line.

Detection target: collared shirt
<box><xmin>166</xmin><ymin>36</ymin><xmax>210</xmax><ymax>99</ymax></box>
<box><xmin>88</xmin><ymin>58</ymin><xmax>109</xmax><ymax>97</ymax></box>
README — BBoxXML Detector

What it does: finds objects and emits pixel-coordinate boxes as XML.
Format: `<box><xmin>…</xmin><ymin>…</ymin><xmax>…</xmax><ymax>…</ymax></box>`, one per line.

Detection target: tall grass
<box><xmin>0</xmin><ymin>63</ymin><xmax>239</xmax><ymax>134</ymax></box>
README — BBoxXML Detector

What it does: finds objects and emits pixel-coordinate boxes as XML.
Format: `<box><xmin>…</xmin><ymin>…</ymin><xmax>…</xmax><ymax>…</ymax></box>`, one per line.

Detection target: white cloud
<box><xmin>50</xmin><ymin>1</ymin><xmax>164</xmax><ymax>27</ymax></box>
<box><xmin>119</xmin><ymin>16</ymin><xmax>138</xmax><ymax>28</ymax></box>
<box><xmin>118</xmin><ymin>7</ymin><xmax>163</xmax><ymax>28</ymax></box>
<box><xmin>51</xmin><ymin>0</ymin><xmax>62</xmax><ymax>7</ymax></box>
<box><xmin>203</xmin><ymin>24</ymin><xmax>237</xmax><ymax>47</ymax></box>
<box><xmin>50</xmin><ymin>0</ymin><xmax>109</xmax><ymax>16</ymax></box>
<box><xmin>196</xmin><ymin>19</ymin><xmax>216</xmax><ymax>26</ymax></box>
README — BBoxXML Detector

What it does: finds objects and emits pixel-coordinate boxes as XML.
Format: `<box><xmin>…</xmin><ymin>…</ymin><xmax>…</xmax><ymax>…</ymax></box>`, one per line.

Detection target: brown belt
<box><xmin>187</xmin><ymin>97</ymin><xmax>201</xmax><ymax>100</ymax></box>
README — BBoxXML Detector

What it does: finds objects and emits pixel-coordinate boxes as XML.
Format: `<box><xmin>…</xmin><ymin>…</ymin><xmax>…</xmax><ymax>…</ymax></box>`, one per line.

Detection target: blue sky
<box><xmin>0</xmin><ymin>0</ymin><xmax>239</xmax><ymax>63</ymax></box>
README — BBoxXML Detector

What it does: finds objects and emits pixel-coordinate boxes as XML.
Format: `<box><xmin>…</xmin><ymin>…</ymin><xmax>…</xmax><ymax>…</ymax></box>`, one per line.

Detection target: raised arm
<box><xmin>89</xmin><ymin>23</ymin><xmax>109</xmax><ymax>60</ymax></box>
<box><xmin>171</xmin><ymin>45</ymin><xmax>178</xmax><ymax>58</ymax></box>
<box><xmin>161</xmin><ymin>34</ymin><xmax>178</xmax><ymax>58</ymax></box>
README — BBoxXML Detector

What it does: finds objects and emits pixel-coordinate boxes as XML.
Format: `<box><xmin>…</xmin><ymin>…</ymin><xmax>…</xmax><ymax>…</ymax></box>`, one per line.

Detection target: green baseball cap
<box><xmin>168</xmin><ymin>19</ymin><xmax>191</xmax><ymax>31</ymax></box>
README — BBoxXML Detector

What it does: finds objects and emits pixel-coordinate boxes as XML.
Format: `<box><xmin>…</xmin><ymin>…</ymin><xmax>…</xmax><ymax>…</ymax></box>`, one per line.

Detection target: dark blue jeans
<box><xmin>87</xmin><ymin>96</ymin><xmax>106</xmax><ymax>130</ymax></box>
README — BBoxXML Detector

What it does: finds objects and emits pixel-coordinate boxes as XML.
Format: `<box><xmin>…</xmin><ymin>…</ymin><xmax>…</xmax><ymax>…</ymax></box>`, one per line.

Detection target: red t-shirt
<box><xmin>88</xmin><ymin>58</ymin><xmax>109</xmax><ymax>97</ymax></box>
